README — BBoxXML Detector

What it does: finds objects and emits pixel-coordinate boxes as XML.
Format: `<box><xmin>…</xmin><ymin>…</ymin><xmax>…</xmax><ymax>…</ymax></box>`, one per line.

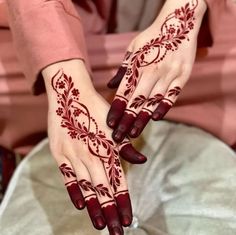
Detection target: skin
<box><xmin>42</xmin><ymin>60</ymin><xmax>146</xmax><ymax>235</ymax></box>
<box><xmin>107</xmin><ymin>0</ymin><xmax>207</xmax><ymax>143</ymax></box>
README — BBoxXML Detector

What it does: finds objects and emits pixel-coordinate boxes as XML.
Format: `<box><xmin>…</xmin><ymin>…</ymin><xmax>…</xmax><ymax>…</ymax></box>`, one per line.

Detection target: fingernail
<box><xmin>111</xmin><ymin>227</ymin><xmax>122</xmax><ymax>235</ymax></box>
<box><xmin>122</xmin><ymin>215</ymin><xmax>132</xmax><ymax>227</ymax></box>
<box><xmin>113</xmin><ymin>130</ymin><xmax>123</xmax><ymax>142</ymax></box>
<box><xmin>153</xmin><ymin>112</ymin><xmax>161</xmax><ymax>120</ymax></box>
<box><xmin>130</xmin><ymin>126</ymin><xmax>139</xmax><ymax>137</ymax></box>
<box><xmin>138</xmin><ymin>155</ymin><xmax>147</xmax><ymax>163</ymax></box>
<box><xmin>76</xmin><ymin>200</ymin><xmax>85</xmax><ymax>210</ymax></box>
<box><xmin>108</xmin><ymin>118</ymin><xmax>116</xmax><ymax>127</ymax></box>
<box><xmin>94</xmin><ymin>216</ymin><xmax>106</xmax><ymax>229</ymax></box>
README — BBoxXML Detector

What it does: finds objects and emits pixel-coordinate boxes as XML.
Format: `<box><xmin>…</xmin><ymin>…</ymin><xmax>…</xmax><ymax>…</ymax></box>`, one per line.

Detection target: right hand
<box><xmin>42</xmin><ymin>60</ymin><xmax>147</xmax><ymax>235</ymax></box>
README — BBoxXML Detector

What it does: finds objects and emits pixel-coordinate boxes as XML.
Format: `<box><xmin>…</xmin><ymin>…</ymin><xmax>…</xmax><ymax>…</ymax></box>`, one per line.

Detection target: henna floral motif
<box><xmin>168</xmin><ymin>86</ymin><xmax>181</xmax><ymax>97</ymax></box>
<box><xmin>119</xmin><ymin>0</ymin><xmax>198</xmax><ymax>98</ymax></box>
<box><xmin>53</xmin><ymin>70</ymin><xmax>122</xmax><ymax>193</ymax></box>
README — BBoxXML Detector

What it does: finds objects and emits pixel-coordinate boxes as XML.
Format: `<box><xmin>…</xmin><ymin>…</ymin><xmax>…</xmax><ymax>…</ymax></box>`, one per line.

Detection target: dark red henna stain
<box><xmin>129</xmin><ymin>111</ymin><xmax>151</xmax><ymax>138</ymax></box>
<box><xmin>119</xmin><ymin>1</ymin><xmax>198</xmax><ymax>98</ymax></box>
<box><xmin>65</xmin><ymin>181</ymin><xmax>85</xmax><ymax>210</ymax></box>
<box><xmin>107</xmin><ymin>66</ymin><xmax>127</xmax><ymax>89</ymax></box>
<box><xmin>152</xmin><ymin>101</ymin><xmax>172</xmax><ymax>121</ymax></box>
<box><xmin>59</xmin><ymin>163</ymin><xmax>76</xmax><ymax>177</ymax></box>
<box><xmin>102</xmin><ymin>203</ymin><xmax>124</xmax><ymax>235</ymax></box>
<box><xmin>112</xmin><ymin>112</ymin><xmax>136</xmax><ymax>143</ymax></box>
<box><xmin>95</xmin><ymin>184</ymin><xmax>113</xmax><ymax>199</ymax></box>
<box><xmin>168</xmin><ymin>86</ymin><xmax>181</xmax><ymax>97</ymax></box>
<box><xmin>115</xmin><ymin>192</ymin><xmax>132</xmax><ymax>227</ymax></box>
<box><xmin>108</xmin><ymin>1</ymin><xmax>198</xmax><ymax>138</ymax></box>
<box><xmin>86</xmin><ymin>197</ymin><xmax>106</xmax><ymax>230</ymax></box>
<box><xmin>107</xmin><ymin>51</ymin><xmax>133</xmax><ymax>89</ymax></box>
<box><xmin>78</xmin><ymin>179</ymin><xmax>95</xmax><ymax>192</ymax></box>
<box><xmin>146</xmin><ymin>93</ymin><xmax>164</xmax><ymax>107</ymax></box>
<box><xmin>130</xmin><ymin>95</ymin><xmax>146</xmax><ymax>109</ymax></box>
<box><xmin>107</xmin><ymin>97</ymin><xmax>127</xmax><ymax>128</ymax></box>
<box><xmin>59</xmin><ymin>163</ymin><xmax>85</xmax><ymax>209</ymax></box>
<box><xmin>119</xmin><ymin>143</ymin><xmax>147</xmax><ymax>164</ymax></box>
<box><xmin>52</xmin><ymin>71</ymin><xmax>122</xmax><ymax>193</ymax></box>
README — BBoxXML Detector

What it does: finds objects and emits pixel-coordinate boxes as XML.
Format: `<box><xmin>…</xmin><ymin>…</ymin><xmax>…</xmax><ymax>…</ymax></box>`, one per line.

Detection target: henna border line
<box><xmin>113</xmin><ymin>190</ymin><xmax>129</xmax><ymax>196</ymax></box>
<box><xmin>162</xmin><ymin>98</ymin><xmax>174</xmax><ymax>105</ymax></box>
<box><xmin>125</xmin><ymin>109</ymin><xmax>138</xmax><ymax>117</ymax></box>
<box><xmin>84</xmin><ymin>194</ymin><xmax>97</xmax><ymax>200</ymax></box>
<box><xmin>65</xmin><ymin>180</ymin><xmax>78</xmax><ymax>186</ymax></box>
<box><xmin>115</xmin><ymin>95</ymin><xmax>129</xmax><ymax>103</ymax></box>
<box><xmin>142</xmin><ymin>108</ymin><xmax>153</xmax><ymax>115</ymax></box>
<box><xmin>100</xmin><ymin>200</ymin><xmax>116</xmax><ymax>207</ymax></box>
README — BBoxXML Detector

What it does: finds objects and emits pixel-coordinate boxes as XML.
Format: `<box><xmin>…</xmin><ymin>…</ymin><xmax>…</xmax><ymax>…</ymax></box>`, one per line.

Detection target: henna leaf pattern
<box><xmin>168</xmin><ymin>86</ymin><xmax>181</xmax><ymax>97</ymax></box>
<box><xmin>52</xmin><ymin>70</ymin><xmax>122</xmax><ymax>192</ymax></box>
<box><xmin>95</xmin><ymin>184</ymin><xmax>113</xmax><ymax>199</ymax></box>
<box><xmin>59</xmin><ymin>163</ymin><xmax>76</xmax><ymax>178</ymax></box>
<box><xmin>78</xmin><ymin>179</ymin><xmax>95</xmax><ymax>192</ymax></box>
<box><xmin>130</xmin><ymin>95</ymin><xmax>147</xmax><ymax>109</ymax></box>
<box><xmin>146</xmin><ymin>94</ymin><xmax>164</xmax><ymax>107</ymax></box>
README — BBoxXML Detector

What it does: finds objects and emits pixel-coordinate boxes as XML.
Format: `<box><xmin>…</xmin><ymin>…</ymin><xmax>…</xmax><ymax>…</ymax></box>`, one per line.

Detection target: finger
<box><xmin>60</xmin><ymin>158</ymin><xmax>106</xmax><ymax>230</ymax></box>
<box><xmin>129</xmin><ymin>72</ymin><xmax>177</xmax><ymax>137</ymax></box>
<box><xmin>107</xmin><ymin>53</ymin><xmax>142</xmax><ymax>129</ymax></box>
<box><xmin>103</xmin><ymin>151</ymin><xmax>133</xmax><ymax>228</ymax></box>
<box><xmin>112</xmin><ymin>73</ymin><xmax>156</xmax><ymax>142</ymax></box>
<box><xmin>107</xmin><ymin>51</ymin><xmax>133</xmax><ymax>89</ymax></box>
<box><xmin>85</xmin><ymin>158</ymin><xmax>124</xmax><ymax>235</ymax></box>
<box><xmin>152</xmin><ymin>80</ymin><xmax>183</xmax><ymax>121</ymax></box>
<box><xmin>119</xmin><ymin>141</ymin><xmax>147</xmax><ymax>164</ymax></box>
<box><xmin>58</xmin><ymin>159</ymin><xmax>85</xmax><ymax>210</ymax></box>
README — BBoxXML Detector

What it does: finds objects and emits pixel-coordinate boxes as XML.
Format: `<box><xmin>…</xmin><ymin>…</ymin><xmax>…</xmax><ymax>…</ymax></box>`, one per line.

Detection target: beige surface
<box><xmin>1</xmin><ymin>121</ymin><xmax>236</xmax><ymax>235</ymax></box>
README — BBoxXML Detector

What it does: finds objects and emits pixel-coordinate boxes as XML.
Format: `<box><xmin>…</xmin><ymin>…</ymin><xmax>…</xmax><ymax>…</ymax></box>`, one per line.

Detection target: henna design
<box><xmin>146</xmin><ymin>93</ymin><xmax>164</xmax><ymax>107</ymax></box>
<box><xmin>78</xmin><ymin>179</ymin><xmax>95</xmax><ymax>192</ymax></box>
<box><xmin>53</xmin><ymin>71</ymin><xmax>123</xmax><ymax>192</ymax></box>
<box><xmin>130</xmin><ymin>95</ymin><xmax>146</xmax><ymax>109</ymax></box>
<box><xmin>95</xmin><ymin>184</ymin><xmax>113</xmax><ymax>199</ymax></box>
<box><xmin>168</xmin><ymin>86</ymin><xmax>181</xmax><ymax>97</ymax></box>
<box><xmin>152</xmin><ymin>101</ymin><xmax>172</xmax><ymax>121</ymax></box>
<box><xmin>120</xmin><ymin>1</ymin><xmax>198</xmax><ymax>97</ymax></box>
<box><xmin>59</xmin><ymin>163</ymin><xmax>76</xmax><ymax>177</ymax></box>
<box><xmin>108</xmin><ymin>1</ymin><xmax>198</xmax><ymax>137</ymax></box>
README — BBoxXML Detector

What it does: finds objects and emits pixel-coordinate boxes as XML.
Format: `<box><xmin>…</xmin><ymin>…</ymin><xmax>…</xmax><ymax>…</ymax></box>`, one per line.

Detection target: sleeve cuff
<box><xmin>7</xmin><ymin>0</ymin><xmax>89</xmax><ymax>95</ymax></box>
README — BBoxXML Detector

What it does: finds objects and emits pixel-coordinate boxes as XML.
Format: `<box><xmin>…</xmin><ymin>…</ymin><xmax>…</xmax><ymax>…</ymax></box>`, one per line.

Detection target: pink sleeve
<box><xmin>198</xmin><ymin>0</ymin><xmax>226</xmax><ymax>47</ymax></box>
<box><xmin>6</xmin><ymin>0</ymin><xmax>89</xmax><ymax>95</ymax></box>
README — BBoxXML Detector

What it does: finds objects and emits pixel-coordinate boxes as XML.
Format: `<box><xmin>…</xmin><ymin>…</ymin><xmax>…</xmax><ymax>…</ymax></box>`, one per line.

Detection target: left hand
<box><xmin>106</xmin><ymin>0</ymin><xmax>207</xmax><ymax>142</ymax></box>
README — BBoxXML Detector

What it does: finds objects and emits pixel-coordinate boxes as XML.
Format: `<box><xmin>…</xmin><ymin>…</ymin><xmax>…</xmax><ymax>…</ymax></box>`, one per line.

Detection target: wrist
<box><xmin>42</xmin><ymin>59</ymin><xmax>96</xmax><ymax>103</ymax></box>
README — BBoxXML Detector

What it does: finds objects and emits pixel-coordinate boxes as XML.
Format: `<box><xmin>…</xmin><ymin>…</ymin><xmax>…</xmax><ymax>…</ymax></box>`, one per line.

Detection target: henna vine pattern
<box><xmin>120</xmin><ymin>0</ymin><xmax>198</xmax><ymax>98</ymax></box>
<box><xmin>53</xmin><ymin>71</ymin><xmax>122</xmax><ymax>192</ymax></box>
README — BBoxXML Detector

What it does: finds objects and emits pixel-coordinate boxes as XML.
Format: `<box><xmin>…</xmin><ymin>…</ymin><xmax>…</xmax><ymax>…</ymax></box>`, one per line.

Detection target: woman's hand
<box><xmin>107</xmin><ymin>0</ymin><xmax>207</xmax><ymax>142</ymax></box>
<box><xmin>42</xmin><ymin>60</ymin><xmax>146</xmax><ymax>235</ymax></box>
